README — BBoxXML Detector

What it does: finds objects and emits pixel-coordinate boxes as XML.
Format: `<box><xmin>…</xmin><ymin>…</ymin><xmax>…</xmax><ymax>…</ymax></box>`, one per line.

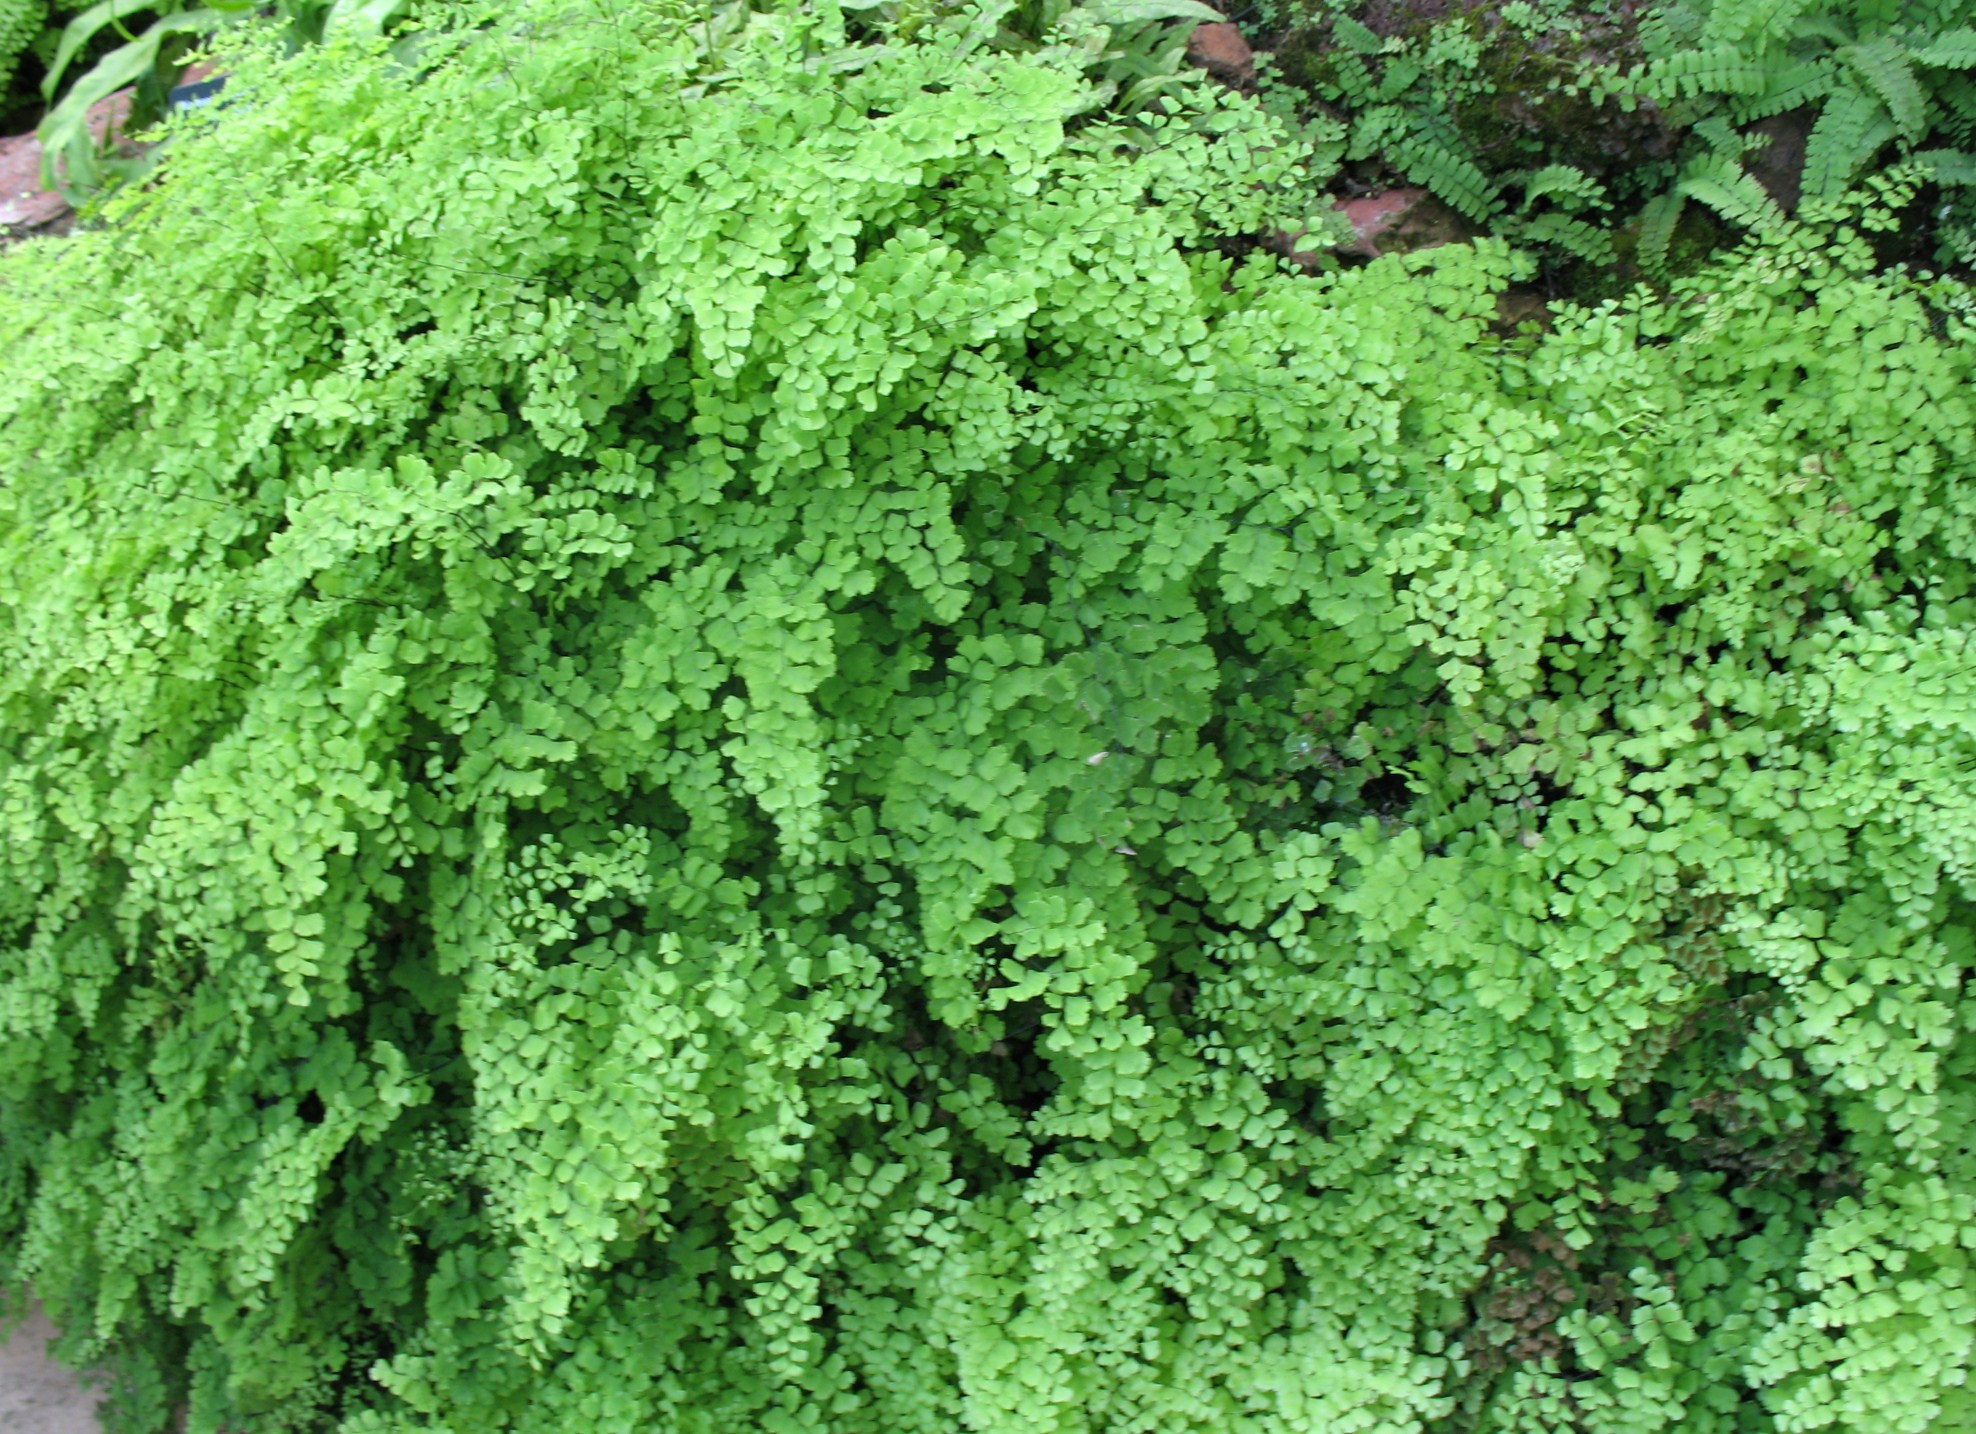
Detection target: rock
<box><xmin>0</xmin><ymin>131</ymin><xmax>71</xmax><ymax>236</ymax></box>
<box><xmin>1744</xmin><ymin>107</ymin><xmax>1814</xmax><ymax>215</ymax></box>
<box><xmin>1354</xmin><ymin>0</ymin><xmax>1452</xmax><ymax>37</ymax></box>
<box><xmin>0</xmin><ymin>88</ymin><xmax>139</xmax><ymax>245</ymax></box>
<box><xmin>1261</xmin><ymin>188</ymin><xmax>1477</xmax><ymax>272</ymax></box>
<box><xmin>1334</xmin><ymin>188</ymin><xmax>1475</xmax><ymax>258</ymax></box>
<box><xmin>1493</xmin><ymin>289</ymin><xmax>1553</xmax><ymax>334</ymax></box>
<box><xmin>1186</xmin><ymin>22</ymin><xmax>1255</xmax><ymax>89</ymax></box>
<box><xmin>0</xmin><ymin>1296</ymin><xmax>104</xmax><ymax>1434</ymax></box>
<box><xmin>1263</xmin><ymin>226</ymin><xmax>1331</xmax><ymax>274</ymax></box>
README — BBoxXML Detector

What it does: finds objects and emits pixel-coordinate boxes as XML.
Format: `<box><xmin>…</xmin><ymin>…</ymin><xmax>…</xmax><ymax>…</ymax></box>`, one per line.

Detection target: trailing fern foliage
<box><xmin>5</xmin><ymin>3</ymin><xmax>1976</xmax><ymax>1432</ymax></box>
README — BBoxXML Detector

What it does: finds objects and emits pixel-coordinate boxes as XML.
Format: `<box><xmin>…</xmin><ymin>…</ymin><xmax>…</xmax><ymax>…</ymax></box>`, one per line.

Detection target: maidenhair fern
<box><xmin>5</xmin><ymin>3</ymin><xmax>1976</xmax><ymax>1433</ymax></box>
<box><xmin>0</xmin><ymin>0</ymin><xmax>42</xmax><ymax>97</ymax></box>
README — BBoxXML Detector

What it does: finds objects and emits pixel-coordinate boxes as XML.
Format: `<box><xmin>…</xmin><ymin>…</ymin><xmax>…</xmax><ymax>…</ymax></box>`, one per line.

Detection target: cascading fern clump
<box><xmin>2</xmin><ymin>2</ymin><xmax>1976</xmax><ymax>1431</ymax></box>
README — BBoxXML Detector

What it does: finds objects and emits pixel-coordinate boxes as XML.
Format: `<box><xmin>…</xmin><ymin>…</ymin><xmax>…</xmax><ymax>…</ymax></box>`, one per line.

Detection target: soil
<box><xmin>1</xmin><ymin>1298</ymin><xmax>104</xmax><ymax>1434</ymax></box>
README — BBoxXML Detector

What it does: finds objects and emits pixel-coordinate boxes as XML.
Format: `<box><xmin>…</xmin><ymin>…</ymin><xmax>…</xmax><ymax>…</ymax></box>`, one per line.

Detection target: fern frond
<box><xmin>1391</xmin><ymin>132</ymin><xmax>1499</xmax><ymax>222</ymax></box>
<box><xmin>1693</xmin><ymin>115</ymin><xmax>1747</xmax><ymax>154</ymax></box>
<box><xmin>1803</xmin><ymin>85</ymin><xmax>1897</xmax><ymax>201</ymax></box>
<box><xmin>1677</xmin><ymin>151</ymin><xmax>1789</xmax><ymax>235</ymax></box>
<box><xmin>1842</xmin><ymin>36</ymin><xmax>1927</xmax><ymax>142</ymax></box>
<box><xmin>1326</xmin><ymin>51</ymin><xmax>1376</xmax><ymax>106</ymax></box>
<box><xmin>1375</xmin><ymin>56</ymin><xmax>1423</xmax><ymax>104</ymax></box>
<box><xmin>1938</xmin><ymin>193</ymin><xmax>1976</xmax><ymax>264</ymax></box>
<box><xmin>1516</xmin><ymin>164</ymin><xmax>1608</xmax><ymax>215</ymax></box>
<box><xmin>1912</xmin><ymin>147</ymin><xmax>1976</xmax><ymax>184</ymax></box>
<box><xmin>1895</xmin><ymin>0</ymin><xmax>1971</xmax><ymax>29</ymax></box>
<box><xmin>1637</xmin><ymin>190</ymin><xmax>1686</xmax><ymax>278</ymax></box>
<box><xmin>1331</xmin><ymin>13</ymin><xmax>1383</xmax><ymax>56</ymax></box>
<box><xmin>1937</xmin><ymin>75</ymin><xmax>1976</xmax><ymax>130</ymax></box>
<box><xmin>1910</xmin><ymin>28</ymin><xmax>1976</xmax><ymax>68</ymax></box>
<box><xmin>1638</xmin><ymin>0</ymin><xmax>1705</xmax><ymax>59</ymax></box>
<box><xmin>1735</xmin><ymin>59</ymin><xmax>1836</xmax><ymax>121</ymax></box>
<box><xmin>1706</xmin><ymin>0</ymin><xmax>1808</xmax><ymax>46</ymax></box>
<box><xmin>1345</xmin><ymin>103</ymin><xmax>1409</xmax><ymax>162</ymax></box>
<box><xmin>1508</xmin><ymin>212</ymin><xmax>1616</xmax><ymax>264</ymax></box>
<box><xmin>1649</xmin><ymin>44</ymin><xmax>1771</xmax><ymax>101</ymax></box>
<box><xmin>1789</xmin><ymin>14</ymin><xmax>1853</xmax><ymax>48</ymax></box>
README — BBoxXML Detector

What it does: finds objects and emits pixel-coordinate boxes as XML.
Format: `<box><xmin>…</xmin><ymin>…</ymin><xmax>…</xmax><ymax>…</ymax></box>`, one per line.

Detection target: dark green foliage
<box><xmin>0</xmin><ymin>0</ymin><xmax>41</xmax><ymax>97</ymax></box>
<box><xmin>1258</xmin><ymin>0</ymin><xmax>1684</xmax><ymax>264</ymax></box>
<box><xmin>1255</xmin><ymin>0</ymin><xmax>1976</xmax><ymax>275</ymax></box>
<box><xmin>0</xmin><ymin>0</ymin><xmax>53</xmax><ymax>124</ymax></box>
<box><xmin>3</xmin><ymin>2</ymin><xmax>1976</xmax><ymax>1431</ymax></box>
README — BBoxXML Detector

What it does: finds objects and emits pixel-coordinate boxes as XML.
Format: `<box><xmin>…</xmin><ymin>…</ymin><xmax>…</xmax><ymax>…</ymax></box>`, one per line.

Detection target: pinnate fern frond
<box><xmin>1326</xmin><ymin>51</ymin><xmax>1377</xmax><ymax>106</ymax></box>
<box><xmin>1678</xmin><ymin>150</ymin><xmax>1790</xmax><ymax>235</ymax></box>
<box><xmin>1735</xmin><ymin>58</ymin><xmax>1836</xmax><ymax>120</ymax></box>
<box><xmin>1702</xmin><ymin>0</ymin><xmax>1808</xmax><ymax>46</ymax></box>
<box><xmin>1911</xmin><ymin>28</ymin><xmax>1976</xmax><ymax>69</ymax></box>
<box><xmin>1913</xmin><ymin>146</ymin><xmax>1976</xmax><ymax>185</ymax></box>
<box><xmin>1331</xmin><ymin>12</ymin><xmax>1382</xmax><ymax>56</ymax></box>
<box><xmin>1843</xmin><ymin>36</ymin><xmax>1927</xmax><ymax>142</ymax></box>
<box><xmin>1789</xmin><ymin>13</ymin><xmax>1855</xmax><ymax>48</ymax></box>
<box><xmin>1939</xmin><ymin>74</ymin><xmax>1976</xmax><ymax>130</ymax></box>
<box><xmin>1392</xmin><ymin>130</ymin><xmax>1498</xmax><ymax>221</ymax></box>
<box><xmin>1650</xmin><ymin>42</ymin><xmax>1771</xmax><ymax>100</ymax></box>
<box><xmin>1516</xmin><ymin>164</ymin><xmax>1608</xmax><ymax>214</ymax></box>
<box><xmin>1804</xmin><ymin>85</ymin><xmax>1899</xmax><ymax>201</ymax></box>
<box><xmin>1508</xmin><ymin>211</ymin><xmax>1616</xmax><ymax>264</ymax></box>
<box><xmin>1637</xmin><ymin>0</ymin><xmax>1704</xmax><ymax>58</ymax></box>
<box><xmin>1637</xmin><ymin>189</ymin><xmax>1687</xmax><ymax>277</ymax></box>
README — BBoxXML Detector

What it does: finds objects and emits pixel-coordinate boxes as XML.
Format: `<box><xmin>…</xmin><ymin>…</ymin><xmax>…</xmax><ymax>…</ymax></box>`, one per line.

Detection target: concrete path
<box><xmin>1</xmin><ymin>1299</ymin><xmax>102</xmax><ymax>1434</ymax></box>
